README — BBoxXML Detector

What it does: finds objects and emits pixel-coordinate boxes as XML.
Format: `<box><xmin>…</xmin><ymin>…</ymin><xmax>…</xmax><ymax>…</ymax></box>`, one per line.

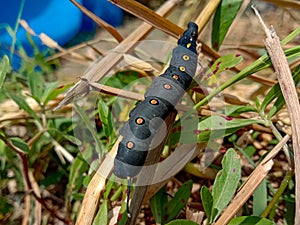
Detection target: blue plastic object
<box><xmin>82</xmin><ymin>0</ymin><xmax>123</xmax><ymax>31</ymax></box>
<box><xmin>0</xmin><ymin>0</ymin><xmax>123</xmax><ymax>69</ymax></box>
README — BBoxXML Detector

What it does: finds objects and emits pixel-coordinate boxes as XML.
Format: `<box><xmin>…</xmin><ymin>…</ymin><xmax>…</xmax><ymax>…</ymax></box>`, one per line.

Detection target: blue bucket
<box><xmin>0</xmin><ymin>0</ymin><xmax>123</xmax><ymax>69</ymax></box>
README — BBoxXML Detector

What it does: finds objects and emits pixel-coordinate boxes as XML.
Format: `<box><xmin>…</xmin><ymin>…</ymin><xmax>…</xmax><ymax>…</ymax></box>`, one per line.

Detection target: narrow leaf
<box><xmin>165</xmin><ymin>220</ymin><xmax>199</xmax><ymax>225</ymax></box>
<box><xmin>201</xmin><ymin>54</ymin><xmax>243</xmax><ymax>88</ymax></box>
<box><xmin>10</xmin><ymin>137</ymin><xmax>30</xmax><ymax>153</ymax></box>
<box><xmin>7</xmin><ymin>93</ymin><xmax>40</xmax><ymax>122</ymax></box>
<box><xmin>253</xmin><ymin>179</ymin><xmax>267</xmax><ymax>216</ymax></box>
<box><xmin>200</xmin><ymin>185</ymin><xmax>213</xmax><ymax>221</ymax></box>
<box><xmin>225</xmin><ymin>105</ymin><xmax>257</xmax><ymax>117</ymax></box>
<box><xmin>42</xmin><ymin>82</ymin><xmax>74</xmax><ymax>105</ymax></box>
<box><xmin>98</xmin><ymin>98</ymin><xmax>115</xmax><ymax>140</ymax></box>
<box><xmin>47</xmin><ymin>128</ymin><xmax>81</xmax><ymax>145</ymax></box>
<box><xmin>92</xmin><ymin>200</ymin><xmax>108</xmax><ymax>225</ymax></box>
<box><xmin>164</xmin><ymin>180</ymin><xmax>193</xmax><ymax>223</ymax></box>
<box><xmin>28</xmin><ymin>72</ymin><xmax>43</xmax><ymax>103</ymax></box>
<box><xmin>212</xmin><ymin>0</ymin><xmax>243</xmax><ymax>50</ymax></box>
<box><xmin>74</xmin><ymin>103</ymin><xmax>104</xmax><ymax>157</ymax></box>
<box><xmin>264</xmin><ymin>65</ymin><xmax>300</xmax><ymax>118</ymax></box>
<box><xmin>68</xmin><ymin>156</ymin><xmax>89</xmax><ymax>193</ymax></box>
<box><xmin>150</xmin><ymin>186</ymin><xmax>168</xmax><ymax>224</ymax></box>
<box><xmin>0</xmin><ymin>55</ymin><xmax>9</xmax><ymax>90</ymax></box>
<box><xmin>210</xmin><ymin>148</ymin><xmax>241</xmax><ymax>222</ymax></box>
<box><xmin>172</xmin><ymin>115</ymin><xmax>264</xmax><ymax>144</ymax></box>
<box><xmin>228</xmin><ymin>216</ymin><xmax>275</xmax><ymax>225</ymax></box>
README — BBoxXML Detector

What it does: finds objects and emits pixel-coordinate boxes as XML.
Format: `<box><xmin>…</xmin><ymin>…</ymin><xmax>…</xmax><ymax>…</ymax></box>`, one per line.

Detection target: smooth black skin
<box><xmin>114</xmin><ymin>22</ymin><xmax>199</xmax><ymax>179</ymax></box>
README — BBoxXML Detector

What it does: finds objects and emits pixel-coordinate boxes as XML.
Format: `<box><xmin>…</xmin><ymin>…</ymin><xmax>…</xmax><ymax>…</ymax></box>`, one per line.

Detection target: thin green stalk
<box><xmin>260</xmin><ymin>169</ymin><xmax>294</xmax><ymax>218</ymax></box>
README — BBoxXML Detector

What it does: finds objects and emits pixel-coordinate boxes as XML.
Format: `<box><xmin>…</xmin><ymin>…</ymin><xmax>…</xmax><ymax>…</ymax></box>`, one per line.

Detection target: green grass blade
<box><xmin>92</xmin><ymin>200</ymin><xmax>108</xmax><ymax>225</ymax></box>
<box><xmin>0</xmin><ymin>55</ymin><xmax>9</xmax><ymax>90</ymax></box>
<box><xmin>166</xmin><ymin>220</ymin><xmax>199</xmax><ymax>225</ymax></box>
<box><xmin>212</xmin><ymin>0</ymin><xmax>243</xmax><ymax>50</ymax></box>
<box><xmin>98</xmin><ymin>98</ymin><xmax>115</xmax><ymax>141</ymax></box>
<box><xmin>7</xmin><ymin>92</ymin><xmax>40</xmax><ymax>122</ymax></box>
<box><xmin>164</xmin><ymin>180</ymin><xmax>193</xmax><ymax>223</ymax></box>
<box><xmin>28</xmin><ymin>72</ymin><xmax>43</xmax><ymax>103</ymax></box>
<box><xmin>74</xmin><ymin>103</ymin><xmax>104</xmax><ymax>158</ymax></box>
<box><xmin>200</xmin><ymin>185</ymin><xmax>213</xmax><ymax>222</ymax></box>
<box><xmin>150</xmin><ymin>186</ymin><xmax>168</xmax><ymax>224</ymax></box>
<box><xmin>253</xmin><ymin>179</ymin><xmax>267</xmax><ymax>216</ymax></box>
<box><xmin>228</xmin><ymin>216</ymin><xmax>275</xmax><ymax>225</ymax></box>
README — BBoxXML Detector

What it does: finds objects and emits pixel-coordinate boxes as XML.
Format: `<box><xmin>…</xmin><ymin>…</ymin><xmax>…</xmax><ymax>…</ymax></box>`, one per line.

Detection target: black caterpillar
<box><xmin>114</xmin><ymin>22</ymin><xmax>199</xmax><ymax>180</ymax></box>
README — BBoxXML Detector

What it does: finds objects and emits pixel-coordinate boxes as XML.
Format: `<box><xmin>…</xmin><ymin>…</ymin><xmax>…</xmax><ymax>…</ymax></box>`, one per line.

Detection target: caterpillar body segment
<box><xmin>114</xmin><ymin>22</ymin><xmax>199</xmax><ymax>179</ymax></box>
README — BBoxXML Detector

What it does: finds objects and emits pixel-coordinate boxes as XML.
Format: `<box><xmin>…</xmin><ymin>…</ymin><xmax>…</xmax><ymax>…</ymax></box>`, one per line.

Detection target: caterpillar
<box><xmin>114</xmin><ymin>22</ymin><xmax>199</xmax><ymax>180</ymax></box>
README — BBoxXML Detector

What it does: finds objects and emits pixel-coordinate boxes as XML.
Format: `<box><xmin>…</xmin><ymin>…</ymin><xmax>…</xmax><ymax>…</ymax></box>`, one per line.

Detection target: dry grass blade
<box><xmin>46</xmin><ymin>37</ymin><xmax>106</xmax><ymax>61</ymax></box>
<box><xmin>55</xmin><ymin>0</ymin><xmax>179</xmax><ymax>109</ymax></box>
<box><xmin>110</xmin><ymin>0</ymin><xmax>221</xmax><ymax>60</ymax></box>
<box><xmin>263</xmin><ymin>0</ymin><xmax>300</xmax><ymax>9</ymax></box>
<box><xmin>195</xmin><ymin>0</ymin><xmax>221</xmax><ymax>33</ymax></box>
<box><xmin>69</xmin><ymin>0</ymin><xmax>124</xmax><ymax>43</ymax></box>
<box><xmin>75</xmin><ymin>137</ymin><xmax>120</xmax><ymax>225</ymax></box>
<box><xmin>252</xmin><ymin>6</ymin><xmax>300</xmax><ymax>224</ymax></box>
<box><xmin>109</xmin><ymin>0</ymin><xmax>182</xmax><ymax>38</ymax></box>
<box><xmin>86</xmin><ymin>80</ymin><xmax>144</xmax><ymax>101</ymax></box>
<box><xmin>214</xmin><ymin>135</ymin><xmax>290</xmax><ymax>225</ymax></box>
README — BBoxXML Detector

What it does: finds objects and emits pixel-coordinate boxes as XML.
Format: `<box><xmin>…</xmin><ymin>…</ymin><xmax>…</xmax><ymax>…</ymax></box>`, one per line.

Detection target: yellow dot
<box><xmin>187</xmin><ymin>43</ymin><xmax>191</xmax><ymax>48</ymax></box>
<box><xmin>164</xmin><ymin>84</ymin><xmax>171</xmax><ymax>90</ymax></box>
<box><xmin>126</xmin><ymin>141</ymin><xmax>134</xmax><ymax>149</ymax></box>
<box><xmin>183</xmin><ymin>55</ymin><xmax>190</xmax><ymax>61</ymax></box>
<box><xmin>172</xmin><ymin>74</ymin><xmax>179</xmax><ymax>80</ymax></box>
<box><xmin>179</xmin><ymin>66</ymin><xmax>186</xmax><ymax>72</ymax></box>
<box><xmin>135</xmin><ymin>117</ymin><xmax>144</xmax><ymax>125</ymax></box>
<box><xmin>150</xmin><ymin>99</ymin><xmax>158</xmax><ymax>105</ymax></box>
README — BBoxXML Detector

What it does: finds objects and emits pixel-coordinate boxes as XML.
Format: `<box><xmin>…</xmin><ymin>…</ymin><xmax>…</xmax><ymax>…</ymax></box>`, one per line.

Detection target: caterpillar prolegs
<box><xmin>113</xmin><ymin>22</ymin><xmax>199</xmax><ymax>179</ymax></box>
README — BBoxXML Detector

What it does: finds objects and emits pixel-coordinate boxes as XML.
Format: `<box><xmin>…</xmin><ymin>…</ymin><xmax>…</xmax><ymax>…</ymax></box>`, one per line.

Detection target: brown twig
<box><xmin>252</xmin><ymin>6</ymin><xmax>300</xmax><ymax>224</ymax></box>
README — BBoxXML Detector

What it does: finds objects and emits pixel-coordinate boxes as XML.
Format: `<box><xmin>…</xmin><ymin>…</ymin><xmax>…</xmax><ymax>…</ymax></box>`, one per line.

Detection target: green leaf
<box><xmin>42</xmin><ymin>82</ymin><xmax>73</xmax><ymax>105</ymax></box>
<box><xmin>196</xmin><ymin>116</ymin><xmax>264</xmax><ymax>142</ymax></box>
<box><xmin>0</xmin><ymin>55</ymin><xmax>9</xmax><ymax>90</ymax></box>
<box><xmin>165</xmin><ymin>220</ymin><xmax>199</xmax><ymax>225</ymax></box>
<box><xmin>263</xmin><ymin>65</ymin><xmax>300</xmax><ymax>118</ymax></box>
<box><xmin>68</xmin><ymin>156</ymin><xmax>89</xmax><ymax>194</ymax></box>
<box><xmin>150</xmin><ymin>186</ymin><xmax>168</xmax><ymax>224</ymax></box>
<box><xmin>98</xmin><ymin>98</ymin><xmax>115</xmax><ymax>140</ymax></box>
<box><xmin>200</xmin><ymin>54</ymin><xmax>243</xmax><ymax>88</ymax></box>
<box><xmin>28</xmin><ymin>72</ymin><xmax>43</xmax><ymax>103</ymax></box>
<box><xmin>7</xmin><ymin>92</ymin><xmax>40</xmax><ymax>122</ymax></box>
<box><xmin>93</xmin><ymin>200</ymin><xmax>108</xmax><ymax>225</ymax></box>
<box><xmin>10</xmin><ymin>137</ymin><xmax>30</xmax><ymax>153</ymax></box>
<box><xmin>47</xmin><ymin>128</ymin><xmax>81</xmax><ymax>145</ymax></box>
<box><xmin>164</xmin><ymin>180</ymin><xmax>193</xmax><ymax>223</ymax></box>
<box><xmin>225</xmin><ymin>105</ymin><xmax>257</xmax><ymax>117</ymax></box>
<box><xmin>40</xmin><ymin>171</ymin><xmax>64</xmax><ymax>187</ymax></box>
<box><xmin>172</xmin><ymin>115</ymin><xmax>264</xmax><ymax>144</ymax></box>
<box><xmin>0</xmin><ymin>196</ymin><xmax>13</xmax><ymax>219</ymax></box>
<box><xmin>193</xmin><ymin>42</ymin><xmax>300</xmax><ymax>112</ymax></box>
<box><xmin>228</xmin><ymin>216</ymin><xmax>275</xmax><ymax>225</ymax></box>
<box><xmin>210</xmin><ymin>148</ymin><xmax>241</xmax><ymax>222</ymax></box>
<box><xmin>200</xmin><ymin>185</ymin><xmax>213</xmax><ymax>221</ymax></box>
<box><xmin>253</xmin><ymin>179</ymin><xmax>267</xmax><ymax>216</ymax></box>
<box><xmin>74</xmin><ymin>103</ymin><xmax>104</xmax><ymax>157</ymax></box>
<box><xmin>212</xmin><ymin>0</ymin><xmax>243</xmax><ymax>50</ymax></box>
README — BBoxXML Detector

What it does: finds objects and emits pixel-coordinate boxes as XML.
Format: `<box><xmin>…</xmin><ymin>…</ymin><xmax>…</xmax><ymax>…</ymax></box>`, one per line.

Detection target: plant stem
<box><xmin>260</xmin><ymin>169</ymin><xmax>294</xmax><ymax>218</ymax></box>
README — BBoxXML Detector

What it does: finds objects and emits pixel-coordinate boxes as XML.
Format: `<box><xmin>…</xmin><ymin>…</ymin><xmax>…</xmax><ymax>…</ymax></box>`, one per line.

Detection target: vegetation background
<box><xmin>0</xmin><ymin>0</ymin><xmax>300</xmax><ymax>224</ymax></box>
